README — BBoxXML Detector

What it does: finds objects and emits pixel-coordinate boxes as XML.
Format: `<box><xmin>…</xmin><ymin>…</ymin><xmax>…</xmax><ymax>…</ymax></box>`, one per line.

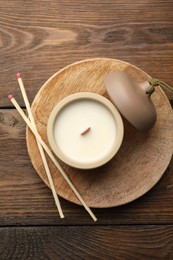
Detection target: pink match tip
<box><xmin>16</xmin><ymin>73</ymin><xmax>22</xmax><ymax>79</ymax></box>
<box><xmin>8</xmin><ymin>94</ymin><xmax>14</xmax><ymax>100</ymax></box>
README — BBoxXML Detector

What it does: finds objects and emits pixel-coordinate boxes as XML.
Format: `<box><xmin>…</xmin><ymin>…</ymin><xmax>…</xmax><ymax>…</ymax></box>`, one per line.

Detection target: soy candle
<box><xmin>47</xmin><ymin>92</ymin><xmax>124</xmax><ymax>169</ymax></box>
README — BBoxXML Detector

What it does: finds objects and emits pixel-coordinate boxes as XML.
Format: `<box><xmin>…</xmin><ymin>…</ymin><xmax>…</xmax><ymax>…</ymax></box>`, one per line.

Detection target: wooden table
<box><xmin>0</xmin><ymin>1</ymin><xmax>173</xmax><ymax>258</ymax></box>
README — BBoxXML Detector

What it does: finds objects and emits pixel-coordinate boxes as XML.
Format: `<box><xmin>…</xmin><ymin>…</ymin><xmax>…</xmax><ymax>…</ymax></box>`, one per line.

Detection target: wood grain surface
<box><xmin>0</xmin><ymin>0</ymin><xmax>173</xmax><ymax>258</ymax></box>
<box><xmin>0</xmin><ymin>0</ymin><xmax>173</xmax><ymax>107</ymax></box>
<box><xmin>26</xmin><ymin>58</ymin><xmax>173</xmax><ymax>208</ymax></box>
<box><xmin>0</xmin><ymin>109</ymin><xmax>173</xmax><ymax>226</ymax></box>
<box><xmin>0</xmin><ymin>226</ymin><xmax>173</xmax><ymax>259</ymax></box>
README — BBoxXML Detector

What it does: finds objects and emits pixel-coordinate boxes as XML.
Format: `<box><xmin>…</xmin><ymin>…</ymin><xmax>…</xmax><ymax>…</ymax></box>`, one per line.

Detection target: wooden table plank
<box><xmin>0</xmin><ymin>109</ymin><xmax>173</xmax><ymax>225</ymax></box>
<box><xmin>0</xmin><ymin>0</ymin><xmax>173</xmax><ymax>107</ymax></box>
<box><xmin>0</xmin><ymin>225</ymin><xmax>173</xmax><ymax>259</ymax></box>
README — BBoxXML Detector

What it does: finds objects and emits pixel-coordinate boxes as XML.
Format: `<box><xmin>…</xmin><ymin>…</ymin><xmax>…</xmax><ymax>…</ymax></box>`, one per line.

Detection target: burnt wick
<box><xmin>81</xmin><ymin>127</ymin><xmax>91</xmax><ymax>136</ymax></box>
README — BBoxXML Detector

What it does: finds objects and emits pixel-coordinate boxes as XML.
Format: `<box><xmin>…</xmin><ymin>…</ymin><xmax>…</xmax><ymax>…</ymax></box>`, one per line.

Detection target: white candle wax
<box><xmin>54</xmin><ymin>99</ymin><xmax>117</xmax><ymax>165</ymax></box>
<box><xmin>47</xmin><ymin>93</ymin><xmax>124</xmax><ymax>169</ymax></box>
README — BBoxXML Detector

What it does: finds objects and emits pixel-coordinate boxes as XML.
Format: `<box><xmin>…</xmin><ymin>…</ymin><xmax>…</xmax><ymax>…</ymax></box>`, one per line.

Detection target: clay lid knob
<box><xmin>104</xmin><ymin>71</ymin><xmax>157</xmax><ymax>132</ymax></box>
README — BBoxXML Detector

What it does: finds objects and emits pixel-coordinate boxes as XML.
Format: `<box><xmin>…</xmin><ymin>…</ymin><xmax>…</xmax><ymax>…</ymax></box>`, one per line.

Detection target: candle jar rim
<box><xmin>47</xmin><ymin>92</ymin><xmax>124</xmax><ymax>169</ymax></box>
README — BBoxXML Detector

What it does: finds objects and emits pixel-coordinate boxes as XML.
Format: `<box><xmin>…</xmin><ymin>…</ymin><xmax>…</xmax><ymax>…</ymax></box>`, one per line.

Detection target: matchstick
<box><xmin>8</xmin><ymin>95</ymin><xmax>97</xmax><ymax>222</ymax></box>
<box><xmin>16</xmin><ymin>73</ymin><xmax>64</xmax><ymax>219</ymax></box>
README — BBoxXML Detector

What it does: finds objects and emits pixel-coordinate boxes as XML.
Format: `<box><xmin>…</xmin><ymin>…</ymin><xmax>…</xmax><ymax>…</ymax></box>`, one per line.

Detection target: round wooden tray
<box><xmin>26</xmin><ymin>58</ymin><xmax>173</xmax><ymax>208</ymax></box>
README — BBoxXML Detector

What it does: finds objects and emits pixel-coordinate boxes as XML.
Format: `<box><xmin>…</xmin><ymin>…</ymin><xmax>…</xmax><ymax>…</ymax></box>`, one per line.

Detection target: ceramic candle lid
<box><xmin>104</xmin><ymin>71</ymin><xmax>157</xmax><ymax>132</ymax></box>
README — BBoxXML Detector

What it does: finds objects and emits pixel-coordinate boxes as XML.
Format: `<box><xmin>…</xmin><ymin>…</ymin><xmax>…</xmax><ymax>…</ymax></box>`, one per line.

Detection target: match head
<box><xmin>8</xmin><ymin>94</ymin><xmax>14</xmax><ymax>100</ymax></box>
<box><xmin>16</xmin><ymin>73</ymin><xmax>22</xmax><ymax>79</ymax></box>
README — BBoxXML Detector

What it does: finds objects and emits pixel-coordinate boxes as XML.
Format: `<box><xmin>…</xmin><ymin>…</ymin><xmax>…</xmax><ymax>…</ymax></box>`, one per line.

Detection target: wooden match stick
<box><xmin>8</xmin><ymin>95</ymin><xmax>97</xmax><ymax>222</ymax></box>
<box><xmin>16</xmin><ymin>73</ymin><xmax>64</xmax><ymax>219</ymax></box>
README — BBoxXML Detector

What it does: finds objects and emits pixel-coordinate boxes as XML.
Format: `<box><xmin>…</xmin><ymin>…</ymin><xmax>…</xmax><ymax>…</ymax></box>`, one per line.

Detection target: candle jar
<box><xmin>47</xmin><ymin>92</ymin><xmax>124</xmax><ymax>169</ymax></box>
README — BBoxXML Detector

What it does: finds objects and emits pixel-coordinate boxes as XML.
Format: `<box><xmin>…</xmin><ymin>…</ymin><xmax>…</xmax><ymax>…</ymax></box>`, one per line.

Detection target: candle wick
<box><xmin>81</xmin><ymin>127</ymin><xmax>91</xmax><ymax>136</ymax></box>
